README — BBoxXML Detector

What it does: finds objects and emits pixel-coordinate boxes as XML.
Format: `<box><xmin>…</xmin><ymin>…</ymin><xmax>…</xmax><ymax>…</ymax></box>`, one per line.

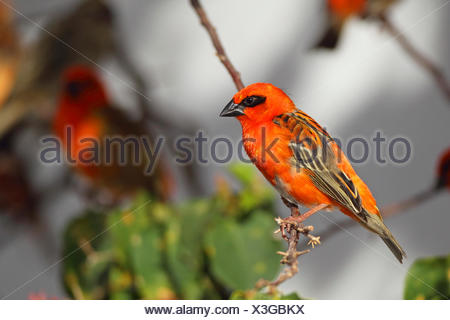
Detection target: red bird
<box><xmin>220</xmin><ymin>83</ymin><xmax>406</xmax><ymax>263</ymax></box>
<box><xmin>53</xmin><ymin>65</ymin><xmax>171</xmax><ymax>200</ymax></box>
<box><xmin>315</xmin><ymin>0</ymin><xmax>397</xmax><ymax>49</ymax></box>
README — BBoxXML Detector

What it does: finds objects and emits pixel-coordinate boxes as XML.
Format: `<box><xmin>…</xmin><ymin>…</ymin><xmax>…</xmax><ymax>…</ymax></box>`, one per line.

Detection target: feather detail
<box><xmin>275</xmin><ymin>112</ymin><xmax>364</xmax><ymax>216</ymax></box>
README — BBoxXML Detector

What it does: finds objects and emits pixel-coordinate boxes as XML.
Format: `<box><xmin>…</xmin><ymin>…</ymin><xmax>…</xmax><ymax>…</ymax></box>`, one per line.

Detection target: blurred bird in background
<box><xmin>0</xmin><ymin>0</ymin><xmax>183</xmax><ymax>254</ymax></box>
<box><xmin>53</xmin><ymin>65</ymin><xmax>172</xmax><ymax>201</ymax></box>
<box><xmin>220</xmin><ymin>83</ymin><xmax>406</xmax><ymax>263</ymax></box>
<box><xmin>0</xmin><ymin>0</ymin><xmax>201</xmax><ymax>198</ymax></box>
<box><xmin>0</xmin><ymin>0</ymin><xmax>115</xmax><ymax>225</ymax></box>
<box><xmin>315</xmin><ymin>0</ymin><xmax>398</xmax><ymax>49</ymax></box>
<box><xmin>0</xmin><ymin>0</ymin><xmax>116</xmax><ymax>138</ymax></box>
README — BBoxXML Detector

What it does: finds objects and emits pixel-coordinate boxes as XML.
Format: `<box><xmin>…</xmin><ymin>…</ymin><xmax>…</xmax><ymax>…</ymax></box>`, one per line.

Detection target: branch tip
<box><xmin>189</xmin><ymin>0</ymin><xmax>244</xmax><ymax>91</ymax></box>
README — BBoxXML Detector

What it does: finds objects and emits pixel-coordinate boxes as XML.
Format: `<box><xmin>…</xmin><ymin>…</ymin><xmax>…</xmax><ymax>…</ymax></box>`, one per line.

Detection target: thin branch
<box><xmin>378</xmin><ymin>12</ymin><xmax>450</xmax><ymax>102</ymax></box>
<box><xmin>190</xmin><ymin>0</ymin><xmax>244</xmax><ymax>91</ymax></box>
<box><xmin>257</xmin><ymin>204</ymin><xmax>324</xmax><ymax>292</ymax></box>
<box><xmin>381</xmin><ymin>186</ymin><xmax>441</xmax><ymax>217</ymax></box>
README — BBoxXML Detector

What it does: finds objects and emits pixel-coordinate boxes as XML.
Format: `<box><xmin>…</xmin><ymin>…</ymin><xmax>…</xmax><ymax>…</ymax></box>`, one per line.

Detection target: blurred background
<box><xmin>0</xmin><ymin>0</ymin><xmax>449</xmax><ymax>299</ymax></box>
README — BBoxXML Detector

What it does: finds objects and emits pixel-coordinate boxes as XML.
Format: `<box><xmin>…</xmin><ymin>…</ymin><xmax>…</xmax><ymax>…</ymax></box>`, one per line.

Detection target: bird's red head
<box><xmin>220</xmin><ymin>83</ymin><xmax>296</xmax><ymax>125</ymax></box>
<box><xmin>328</xmin><ymin>0</ymin><xmax>366</xmax><ymax>18</ymax></box>
<box><xmin>54</xmin><ymin>65</ymin><xmax>108</xmax><ymax>137</ymax></box>
<box><xmin>60</xmin><ymin>65</ymin><xmax>108</xmax><ymax>109</ymax></box>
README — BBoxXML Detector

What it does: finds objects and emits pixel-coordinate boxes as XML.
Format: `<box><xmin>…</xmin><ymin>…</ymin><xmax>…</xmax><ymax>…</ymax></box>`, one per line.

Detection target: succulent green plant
<box><xmin>61</xmin><ymin>164</ymin><xmax>293</xmax><ymax>300</ymax></box>
<box><xmin>404</xmin><ymin>255</ymin><xmax>449</xmax><ymax>300</ymax></box>
<box><xmin>165</xmin><ymin>199</ymin><xmax>215</xmax><ymax>299</ymax></box>
<box><xmin>62</xmin><ymin>211</ymin><xmax>112</xmax><ymax>299</ymax></box>
<box><xmin>204</xmin><ymin>211</ymin><xmax>282</xmax><ymax>290</ymax></box>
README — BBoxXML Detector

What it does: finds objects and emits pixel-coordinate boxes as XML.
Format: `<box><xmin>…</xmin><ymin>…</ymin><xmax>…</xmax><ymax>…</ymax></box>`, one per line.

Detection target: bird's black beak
<box><xmin>220</xmin><ymin>99</ymin><xmax>245</xmax><ymax>117</ymax></box>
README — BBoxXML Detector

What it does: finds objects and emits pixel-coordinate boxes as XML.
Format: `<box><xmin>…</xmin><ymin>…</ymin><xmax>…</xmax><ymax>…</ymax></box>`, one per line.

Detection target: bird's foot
<box><xmin>274</xmin><ymin>216</ymin><xmax>300</xmax><ymax>240</ymax></box>
<box><xmin>278</xmin><ymin>203</ymin><xmax>329</xmax><ymax>228</ymax></box>
<box><xmin>275</xmin><ymin>216</ymin><xmax>320</xmax><ymax>248</ymax></box>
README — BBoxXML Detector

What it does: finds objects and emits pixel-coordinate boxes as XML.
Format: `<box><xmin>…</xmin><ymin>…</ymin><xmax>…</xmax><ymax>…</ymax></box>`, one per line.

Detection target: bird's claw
<box><xmin>275</xmin><ymin>216</ymin><xmax>310</xmax><ymax>241</ymax></box>
<box><xmin>275</xmin><ymin>217</ymin><xmax>292</xmax><ymax>241</ymax></box>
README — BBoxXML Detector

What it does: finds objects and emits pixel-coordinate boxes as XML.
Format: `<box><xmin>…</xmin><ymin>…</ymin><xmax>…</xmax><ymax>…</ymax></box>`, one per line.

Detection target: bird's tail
<box><xmin>360</xmin><ymin>210</ymin><xmax>406</xmax><ymax>263</ymax></box>
<box><xmin>381</xmin><ymin>233</ymin><xmax>406</xmax><ymax>264</ymax></box>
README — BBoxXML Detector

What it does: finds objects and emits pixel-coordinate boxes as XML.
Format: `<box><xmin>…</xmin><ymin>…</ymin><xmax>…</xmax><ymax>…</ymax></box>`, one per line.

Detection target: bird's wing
<box><xmin>273</xmin><ymin>111</ymin><xmax>364</xmax><ymax>218</ymax></box>
<box><xmin>93</xmin><ymin>105</ymin><xmax>163</xmax><ymax>192</ymax></box>
<box><xmin>97</xmin><ymin>104</ymin><xmax>148</xmax><ymax>136</ymax></box>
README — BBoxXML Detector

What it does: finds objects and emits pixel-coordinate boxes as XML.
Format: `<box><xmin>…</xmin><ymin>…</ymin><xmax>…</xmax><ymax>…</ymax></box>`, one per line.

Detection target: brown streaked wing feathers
<box><xmin>274</xmin><ymin>112</ymin><xmax>364</xmax><ymax>216</ymax></box>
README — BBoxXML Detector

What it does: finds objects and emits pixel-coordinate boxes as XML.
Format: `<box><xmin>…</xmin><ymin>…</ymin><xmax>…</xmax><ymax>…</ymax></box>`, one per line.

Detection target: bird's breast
<box><xmin>241</xmin><ymin>122</ymin><xmax>291</xmax><ymax>181</ymax></box>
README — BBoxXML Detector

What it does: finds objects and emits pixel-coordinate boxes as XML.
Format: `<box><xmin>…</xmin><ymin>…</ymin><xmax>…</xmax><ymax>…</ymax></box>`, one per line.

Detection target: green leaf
<box><xmin>62</xmin><ymin>183</ymin><xmax>280</xmax><ymax>300</ymax></box>
<box><xmin>228</xmin><ymin>163</ymin><xmax>274</xmax><ymax>214</ymax></box>
<box><xmin>129</xmin><ymin>228</ymin><xmax>176</xmax><ymax>299</ymax></box>
<box><xmin>205</xmin><ymin>211</ymin><xmax>282</xmax><ymax>290</ymax></box>
<box><xmin>105</xmin><ymin>195</ymin><xmax>163</xmax><ymax>268</ymax></box>
<box><xmin>230</xmin><ymin>290</ymin><xmax>271</xmax><ymax>300</ymax></box>
<box><xmin>238</xmin><ymin>187</ymin><xmax>273</xmax><ymax>213</ymax></box>
<box><xmin>404</xmin><ymin>255</ymin><xmax>449</xmax><ymax>300</ymax></box>
<box><xmin>230</xmin><ymin>290</ymin><xmax>302</xmax><ymax>300</ymax></box>
<box><xmin>280</xmin><ymin>292</ymin><xmax>303</xmax><ymax>300</ymax></box>
<box><xmin>228</xmin><ymin>163</ymin><xmax>257</xmax><ymax>186</ymax></box>
<box><xmin>166</xmin><ymin>199</ymin><xmax>214</xmax><ymax>299</ymax></box>
<box><xmin>108</xmin><ymin>267</ymin><xmax>134</xmax><ymax>299</ymax></box>
<box><xmin>62</xmin><ymin>211</ymin><xmax>112</xmax><ymax>299</ymax></box>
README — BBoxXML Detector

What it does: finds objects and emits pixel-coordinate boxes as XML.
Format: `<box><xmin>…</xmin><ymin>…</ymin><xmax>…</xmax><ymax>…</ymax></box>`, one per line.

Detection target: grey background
<box><xmin>0</xmin><ymin>0</ymin><xmax>449</xmax><ymax>299</ymax></box>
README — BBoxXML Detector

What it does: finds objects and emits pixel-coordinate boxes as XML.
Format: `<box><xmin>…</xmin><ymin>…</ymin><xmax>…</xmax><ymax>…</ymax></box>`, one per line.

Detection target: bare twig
<box><xmin>190</xmin><ymin>0</ymin><xmax>244</xmax><ymax>91</ymax></box>
<box><xmin>378</xmin><ymin>12</ymin><xmax>450</xmax><ymax>102</ymax></box>
<box><xmin>381</xmin><ymin>186</ymin><xmax>442</xmax><ymax>217</ymax></box>
<box><xmin>257</xmin><ymin>204</ymin><xmax>325</xmax><ymax>292</ymax></box>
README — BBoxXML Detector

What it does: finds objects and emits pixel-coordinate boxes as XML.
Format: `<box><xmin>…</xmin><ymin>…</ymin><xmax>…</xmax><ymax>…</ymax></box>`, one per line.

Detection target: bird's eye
<box><xmin>243</xmin><ymin>97</ymin><xmax>255</xmax><ymax>105</ymax></box>
<box><xmin>66</xmin><ymin>79</ymin><xmax>97</xmax><ymax>99</ymax></box>
<box><xmin>242</xmin><ymin>95</ymin><xmax>266</xmax><ymax>107</ymax></box>
<box><xmin>66</xmin><ymin>81</ymin><xmax>84</xmax><ymax>98</ymax></box>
